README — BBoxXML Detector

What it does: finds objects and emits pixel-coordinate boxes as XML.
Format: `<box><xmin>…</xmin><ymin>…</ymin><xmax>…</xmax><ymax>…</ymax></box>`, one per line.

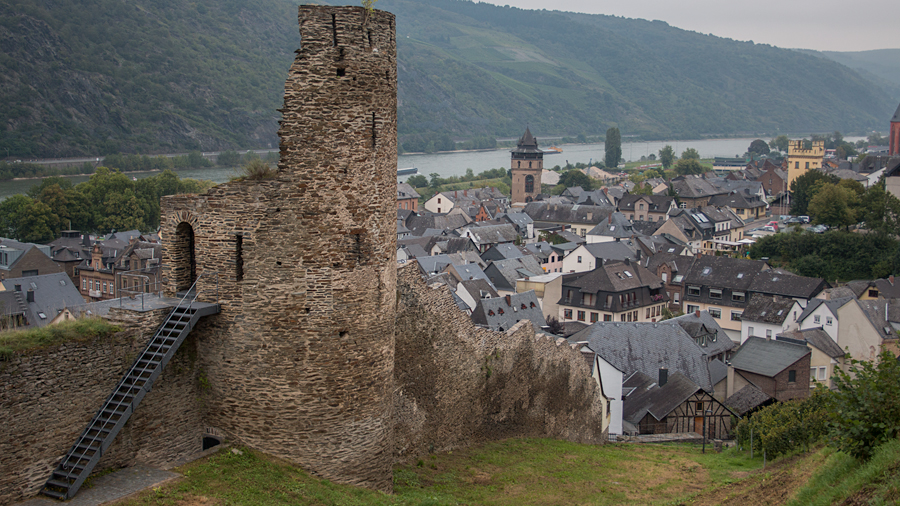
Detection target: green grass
<box><xmin>0</xmin><ymin>317</ymin><xmax>121</xmax><ymax>359</ymax></box>
<box><xmin>788</xmin><ymin>440</ymin><xmax>900</xmax><ymax>506</ymax></box>
<box><xmin>119</xmin><ymin>439</ymin><xmax>768</xmax><ymax>506</ymax></box>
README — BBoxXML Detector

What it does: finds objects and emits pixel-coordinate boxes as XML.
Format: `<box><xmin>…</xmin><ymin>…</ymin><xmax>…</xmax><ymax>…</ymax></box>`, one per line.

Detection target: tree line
<box><xmin>0</xmin><ymin>169</ymin><xmax>213</xmax><ymax>243</ymax></box>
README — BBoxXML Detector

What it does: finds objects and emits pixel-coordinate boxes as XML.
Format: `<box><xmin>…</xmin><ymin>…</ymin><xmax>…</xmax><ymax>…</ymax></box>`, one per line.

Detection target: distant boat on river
<box><xmin>397</xmin><ymin>167</ymin><xmax>418</xmax><ymax>176</ymax></box>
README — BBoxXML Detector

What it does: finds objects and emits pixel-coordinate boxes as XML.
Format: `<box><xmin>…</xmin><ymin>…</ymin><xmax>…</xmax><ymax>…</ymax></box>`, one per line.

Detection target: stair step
<box><xmin>46</xmin><ymin>478</ymin><xmax>74</xmax><ymax>488</ymax></box>
<box><xmin>41</xmin><ymin>488</ymin><xmax>67</xmax><ymax>500</ymax></box>
<box><xmin>53</xmin><ymin>468</ymin><xmax>82</xmax><ymax>480</ymax></box>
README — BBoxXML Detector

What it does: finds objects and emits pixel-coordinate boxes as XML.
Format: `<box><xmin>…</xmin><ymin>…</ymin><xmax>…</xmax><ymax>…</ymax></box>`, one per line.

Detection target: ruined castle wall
<box><xmin>159</xmin><ymin>5</ymin><xmax>397</xmax><ymax>491</ymax></box>
<box><xmin>0</xmin><ymin>310</ymin><xmax>205</xmax><ymax>506</ymax></box>
<box><xmin>393</xmin><ymin>264</ymin><xmax>605</xmax><ymax>459</ymax></box>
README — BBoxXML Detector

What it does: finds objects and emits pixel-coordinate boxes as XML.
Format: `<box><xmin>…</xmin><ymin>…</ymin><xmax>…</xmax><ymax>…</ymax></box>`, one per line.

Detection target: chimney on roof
<box><xmin>659</xmin><ymin>367</ymin><xmax>668</xmax><ymax>387</ymax></box>
<box><xmin>26</xmin><ymin>290</ymin><xmax>34</xmax><ymax>303</ymax></box>
<box><xmin>505</xmin><ymin>294</ymin><xmax>511</xmax><ymax>306</ymax></box>
<box><xmin>695</xmin><ymin>310</ymin><xmax>700</xmax><ymax>318</ymax></box>
<box><xmin>624</xmin><ymin>258</ymin><xmax>630</xmax><ymax>266</ymax></box>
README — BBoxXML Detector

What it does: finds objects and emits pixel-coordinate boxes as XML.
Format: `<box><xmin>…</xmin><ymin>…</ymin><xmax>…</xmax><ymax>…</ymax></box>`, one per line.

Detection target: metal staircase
<box><xmin>40</xmin><ymin>276</ymin><xmax>219</xmax><ymax>501</ymax></box>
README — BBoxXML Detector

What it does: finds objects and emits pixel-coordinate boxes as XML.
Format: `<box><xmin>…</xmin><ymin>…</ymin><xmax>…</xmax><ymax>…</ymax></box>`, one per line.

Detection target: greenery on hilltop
<box><xmin>0</xmin><ymin>0</ymin><xmax>894</xmax><ymax>158</ymax></box>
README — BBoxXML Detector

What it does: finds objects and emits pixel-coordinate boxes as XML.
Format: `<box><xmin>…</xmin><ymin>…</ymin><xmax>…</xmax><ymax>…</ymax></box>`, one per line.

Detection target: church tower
<box><xmin>890</xmin><ymin>101</ymin><xmax>900</xmax><ymax>156</ymax></box>
<box><xmin>510</xmin><ymin>127</ymin><xmax>543</xmax><ymax>204</ymax></box>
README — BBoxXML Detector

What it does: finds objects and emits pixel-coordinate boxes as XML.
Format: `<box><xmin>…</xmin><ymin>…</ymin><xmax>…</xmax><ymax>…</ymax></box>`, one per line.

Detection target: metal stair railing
<box><xmin>40</xmin><ymin>273</ymin><xmax>219</xmax><ymax>501</ymax></box>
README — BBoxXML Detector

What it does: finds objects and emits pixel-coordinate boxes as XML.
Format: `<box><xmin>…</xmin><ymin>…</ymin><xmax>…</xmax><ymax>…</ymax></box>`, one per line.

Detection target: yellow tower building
<box><xmin>787</xmin><ymin>140</ymin><xmax>824</xmax><ymax>187</ymax></box>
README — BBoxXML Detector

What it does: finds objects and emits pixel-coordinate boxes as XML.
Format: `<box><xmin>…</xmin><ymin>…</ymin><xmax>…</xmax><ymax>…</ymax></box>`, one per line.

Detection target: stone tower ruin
<box><xmin>160</xmin><ymin>5</ymin><xmax>397</xmax><ymax>490</ymax></box>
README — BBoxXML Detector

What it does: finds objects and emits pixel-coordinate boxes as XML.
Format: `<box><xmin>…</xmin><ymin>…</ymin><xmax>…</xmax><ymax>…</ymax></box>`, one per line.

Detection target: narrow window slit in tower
<box><xmin>235</xmin><ymin>235</ymin><xmax>244</xmax><ymax>282</ymax></box>
<box><xmin>331</xmin><ymin>14</ymin><xmax>338</xmax><ymax>47</ymax></box>
<box><xmin>368</xmin><ymin>30</ymin><xmax>373</xmax><ymax>47</ymax></box>
<box><xmin>371</xmin><ymin>113</ymin><xmax>377</xmax><ymax>149</ymax></box>
<box><xmin>336</xmin><ymin>68</ymin><xmax>345</xmax><ymax>77</ymax></box>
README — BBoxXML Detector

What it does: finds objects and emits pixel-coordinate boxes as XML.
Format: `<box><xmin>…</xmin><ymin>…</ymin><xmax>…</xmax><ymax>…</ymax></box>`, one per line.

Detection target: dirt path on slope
<box><xmin>678</xmin><ymin>449</ymin><xmax>828</xmax><ymax>506</ymax></box>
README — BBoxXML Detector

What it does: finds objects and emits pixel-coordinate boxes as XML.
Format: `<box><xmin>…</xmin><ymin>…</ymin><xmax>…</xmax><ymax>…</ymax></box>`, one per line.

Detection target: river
<box><xmin>0</xmin><ymin>137</ymin><xmax>861</xmax><ymax>201</ymax></box>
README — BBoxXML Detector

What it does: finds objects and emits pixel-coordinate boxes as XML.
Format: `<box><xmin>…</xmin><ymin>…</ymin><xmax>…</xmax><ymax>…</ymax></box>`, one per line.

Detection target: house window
<box><xmin>766</xmin><ymin>329</ymin><xmax>772</xmax><ymax>338</ymax></box>
<box><xmin>674</xmin><ymin>292</ymin><xmax>680</xmax><ymax>304</ymax></box>
<box><xmin>102</xmin><ymin>281</ymin><xmax>107</xmax><ymax>293</ymax></box>
<box><xmin>805</xmin><ymin>162</ymin><xmax>810</xmax><ymax>169</ymax></box>
<box><xmin>868</xmin><ymin>289</ymin><xmax>878</xmax><ymax>298</ymax></box>
<box><xmin>732</xmin><ymin>292</ymin><xmax>745</xmax><ymax>303</ymax></box>
<box><xmin>620</xmin><ymin>314</ymin><xmax>626</xmax><ymax>322</ymax></box>
<box><xmin>817</xmin><ymin>367</ymin><xmax>827</xmax><ymax>381</ymax></box>
<box><xmin>646</xmin><ymin>308</ymin><xmax>651</xmax><ymax>319</ymax></box>
<box><xmin>814</xmin><ymin>315</ymin><xmax>821</xmax><ymax>324</ymax></box>
<box><xmin>731</xmin><ymin>311</ymin><xmax>742</xmax><ymax>321</ymax></box>
<box><xmin>687</xmin><ymin>304</ymin><xmax>699</xmax><ymax>313</ymax></box>
<box><xmin>709</xmin><ymin>308</ymin><xmax>721</xmax><ymax>319</ymax></box>
<box><xmin>577</xmin><ymin>311</ymin><xmax>585</xmax><ymax>322</ymax></box>
<box><xmin>565</xmin><ymin>290</ymin><xmax>573</xmax><ymax>303</ymax></box>
<box><xmin>583</xmin><ymin>293</ymin><xmax>595</xmax><ymax>306</ymax></box>
<box><xmin>709</xmin><ymin>289</ymin><xmax>722</xmax><ymax>299</ymax></box>
<box><xmin>577</xmin><ymin>256</ymin><xmax>582</xmax><ymax>263</ymax></box>
<box><xmin>437</xmin><ymin>208</ymin><xmax>441</xmax><ymax>213</ymax></box>
<box><xmin>437</xmin><ymin>198</ymin><xmax>441</xmax><ymax>203</ymax></box>
<box><xmin>82</xmin><ymin>279</ymin><xmax>86</xmax><ymax>291</ymax></box>
<box><xmin>788</xmin><ymin>370</ymin><xmax>797</xmax><ymax>383</ymax></box>
<box><xmin>626</xmin><ymin>312</ymin><xmax>632</xmax><ymax>322</ymax></box>
<box><xmin>749</xmin><ymin>326</ymin><xmax>755</xmax><ymax>336</ymax></box>
<box><xmin>590</xmin><ymin>312</ymin><xmax>598</xmax><ymax>323</ymax></box>
<box><xmin>795</xmin><ymin>162</ymin><xmax>799</xmax><ymax>169</ymax></box>
<box><xmin>603</xmin><ymin>314</ymin><xmax>612</xmax><ymax>321</ymax></box>
<box><xmin>826</xmin><ymin>316</ymin><xmax>833</xmax><ymax>326</ymax></box>
<box><xmin>696</xmin><ymin>401</ymin><xmax>704</xmax><ymax>411</ymax></box>
<box><xmin>606</xmin><ymin>295</ymin><xmax>613</xmax><ymax>308</ymax></box>
<box><xmin>661</xmin><ymin>272</ymin><xmax>668</xmax><ymax>283</ymax></box>
<box><xmin>564</xmin><ymin>309</ymin><xmax>573</xmax><ymax>319</ymax></box>
<box><xmin>687</xmin><ymin>286</ymin><xmax>700</xmax><ymax>297</ymax></box>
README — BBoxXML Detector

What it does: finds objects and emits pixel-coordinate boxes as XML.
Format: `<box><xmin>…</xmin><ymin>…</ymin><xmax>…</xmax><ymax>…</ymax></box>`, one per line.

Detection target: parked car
<box><xmin>809</xmin><ymin>224</ymin><xmax>828</xmax><ymax>233</ymax></box>
<box><xmin>779</xmin><ymin>215</ymin><xmax>792</xmax><ymax>222</ymax></box>
<box><xmin>799</xmin><ymin>216</ymin><xmax>810</xmax><ymax>223</ymax></box>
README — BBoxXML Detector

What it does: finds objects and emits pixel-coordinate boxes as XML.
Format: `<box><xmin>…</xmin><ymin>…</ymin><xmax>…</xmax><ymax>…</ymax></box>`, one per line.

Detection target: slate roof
<box><xmin>568</xmin><ymin>321</ymin><xmax>713</xmax><ymax>391</ymax></box>
<box><xmin>740</xmin><ymin>294</ymin><xmax>797</xmax><ymax>325</ymax></box>
<box><xmin>416</xmin><ymin>254</ymin><xmax>454</xmax><ymax>275</ymax></box>
<box><xmin>564</xmin><ymin>259</ymin><xmax>663</xmax><ymax>295</ymax></box>
<box><xmin>0</xmin><ymin>272</ymin><xmax>85</xmax><ymax>329</ymax></box>
<box><xmin>708</xmin><ymin>359</ymin><xmax>728</xmax><ymax>386</ymax></box>
<box><xmin>484</xmin><ymin>257</ymin><xmax>544</xmax><ymax>292</ymax></box>
<box><xmin>464</xmin><ymin>224</ymin><xmax>519</xmax><ymax>245</ymax></box>
<box><xmin>893</xmin><ymin>101</ymin><xmax>900</xmax><ymax>123</ymax></box>
<box><xmin>796</xmin><ymin>296</ymin><xmax>854</xmax><ymax>323</ymax></box>
<box><xmin>434</xmin><ymin>237</ymin><xmax>478</xmax><ymax>255</ymax></box>
<box><xmin>671</xmin><ymin>176</ymin><xmax>723</xmax><ymax>199</ymax></box>
<box><xmin>580</xmin><ymin>241</ymin><xmax>641</xmax><ymax>264</ymax></box>
<box><xmin>622</xmin><ymin>371</ymin><xmax>703</xmax><ymax>424</ymax></box>
<box><xmin>729</xmin><ymin>337</ymin><xmax>810</xmax><ymax>377</ymax></box>
<box><xmin>457</xmin><ymin>279</ymin><xmax>499</xmax><ymax>304</ymax></box>
<box><xmin>725</xmin><ymin>384</ymin><xmax>773</xmax><ymax>416</ymax></box>
<box><xmin>616</xmin><ymin>194</ymin><xmax>675</xmax><ymax>213</ymax></box>
<box><xmin>630</xmin><ymin>220</ymin><xmax>663</xmax><ymax>236</ymax></box>
<box><xmin>670</xmin><ymin>310</ymin><xmax>735</xmax><ymax>356</ymax></box>
<box><xmin>643</xmin><ymin>251</ymin><xmax>693</xmax><ymax>276</ymax></box>
<box><xmin>587</xmin><ymin>212</ymin><xmax>639</xmax><ymax>239</ymax></box>
<box><xmin>446</xmin><ymin>263</ymin><xmax>491</xmax><ymax>285</ymax></box>
<box><xmin>708</xmin><ymin>192</ymin><xmax>767</xmax><ymax>210</ymax></box>
<box><xmin>512</xmin><ymin>127</ymin><xmax>542</xmax><ymax>154</ymax></box>
<box><xmin>683</xmin><ymin>256</ymin><xmax>768</xmax><ymax>292</ymax></box>
<box><xmin>481</xmin><ymin>243</ymin><xmax>526</xmax><ymax>262</ymax></box>
<box><xmin>857</xmin><ymin>299</ymin><xmax>897</xmax><ymax>339</ymax></box>
<box><xmin>778</xmin><ymin>328</ymin><xmax>845</xmax><ymax>359</ymax></box>
<box><xmin>397</xmin><ymin>182</ymin><xmax>421</xmax><ymax>200</ymax></box>
<box><xmin>523</xmin><ymin>202</ymin><xmax>614</xmax><ymax>226</ymax></box>
<box><xmin>406</xmin><ymin>212</ymin><xmax>472</xmax><ymax>235</ymax></box>
<box><xmin>523</xmin><ymin>241</ymin><xmax>555</xmax><ymax>261</ymax></box>
<box><xmin>503</xmin><ymin>212</ymin><xmax>534</xmax><ymax>230</ymax></box>
<box><xmin>471</xmin><ymin>291</ymin><xmax>546</xmax><ymax>331</ymax></box>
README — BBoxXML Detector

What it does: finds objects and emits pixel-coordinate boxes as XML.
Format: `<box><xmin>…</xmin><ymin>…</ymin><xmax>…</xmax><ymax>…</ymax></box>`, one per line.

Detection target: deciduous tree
<box><xmin>681</xmin><ymin>147</ymin><xmax>700</xmax><ymax>160</ymax></box>
<box><xmin>674</xmin><ymin>158</ymin><xmax>704</xmax><ymax>175</ymax></box>
<box><xmin>748</xmin><ymin>139</ymin><xmax>770</xmax><ymax>156</ymax></box>
<box><xmin>659</xmin><ymin>145</ymin><xmax>675</xmax><ymax>170</ymax></box>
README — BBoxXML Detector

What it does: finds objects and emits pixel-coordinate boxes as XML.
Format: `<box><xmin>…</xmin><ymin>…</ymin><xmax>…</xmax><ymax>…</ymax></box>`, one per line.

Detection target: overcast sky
<box><xmin>479</xmin><ymin>0</ymin><xmax>898</xmax><ymax>52</ymax></box>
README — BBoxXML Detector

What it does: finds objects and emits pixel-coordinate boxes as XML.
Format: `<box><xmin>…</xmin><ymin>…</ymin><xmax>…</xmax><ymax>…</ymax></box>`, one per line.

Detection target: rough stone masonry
<box><xmin>160</xmin><ymin>5</ymin><xmax>398</xmax><ymax>490</ymax></box>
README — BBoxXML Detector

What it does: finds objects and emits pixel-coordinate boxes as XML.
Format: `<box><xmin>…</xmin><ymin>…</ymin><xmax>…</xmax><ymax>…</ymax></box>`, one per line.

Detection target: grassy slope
<box><xmin>788</xmin><ymin>440</ymin><xmax>900</xmax><ymax>505</ymax></box>
<box><xmin>117</xmin><ymin>439</ymin><xmax>770</xmax><ymax>506</ymax></box>
<box><xmin>0</xmin><ymin>317</ymin><xmax>121</xmax><ymax>358</ymax></box>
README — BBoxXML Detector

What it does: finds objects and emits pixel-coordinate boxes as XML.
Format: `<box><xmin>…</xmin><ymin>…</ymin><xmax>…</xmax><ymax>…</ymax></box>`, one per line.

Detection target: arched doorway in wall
<box><xmin>172</xmin><ymin>221</ymin><xmax>197</xmax><ymax>292</ymax></box>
